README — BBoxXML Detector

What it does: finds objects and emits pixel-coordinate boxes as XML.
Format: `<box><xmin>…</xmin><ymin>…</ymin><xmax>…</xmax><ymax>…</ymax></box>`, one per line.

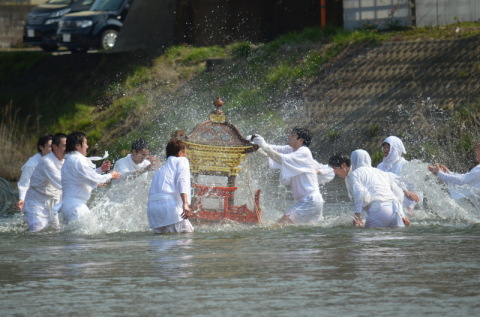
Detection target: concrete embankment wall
<box><xmin>304</xmin><ymin>36</ymin><xmax>480</xmax><ymax>161</ymax></box>
<box><xmin>0</xmin><ymin>0</ymin><xmax>38</xmax><ymax>48</ymax></box>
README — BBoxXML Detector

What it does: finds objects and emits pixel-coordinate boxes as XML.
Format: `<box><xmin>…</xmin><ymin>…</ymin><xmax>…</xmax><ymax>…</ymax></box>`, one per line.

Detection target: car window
<box><xmin>70</xmin><ymin>0</ymin><xmax>95</xmax><ymax>10</ymax></box>
<box><xmin>46</xmin><ymin>0</ymin><xmax>73</xmax><ymax>5</ymax></box>
<box><xmin>90</xmin><ymin>0</ymin><xmax>125</xmax><ymax>12</ymax></box>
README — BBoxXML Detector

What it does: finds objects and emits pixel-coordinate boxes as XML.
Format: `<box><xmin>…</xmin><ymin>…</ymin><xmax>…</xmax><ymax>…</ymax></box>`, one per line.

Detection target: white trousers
<box><xmin>152</xmin><ymin>219</ymin><xmax>194</xmax><ymax>234</ymax></box>
<box><xmin>285</xmin><ymin>192</ymin><xmax>324</xmax><ymax>224</ymax></box>
<box><xmin>60</xmin><ymin>199</ymin><xmax>91</xmax><ymax>224</ymax></box>
<box><xmin>23</xmin><ymin>190</ymin><xmax>59</xmax><ymax>232</ymax></box>
<box><xmin>365</xmin><ymin>200</ymin><xmax>405</xmax><ymax>228</ymax></box>
<box><xmin>148</xmin><ymin>193</ymin><xmax>192</xmax><ymax>231</ymax></box>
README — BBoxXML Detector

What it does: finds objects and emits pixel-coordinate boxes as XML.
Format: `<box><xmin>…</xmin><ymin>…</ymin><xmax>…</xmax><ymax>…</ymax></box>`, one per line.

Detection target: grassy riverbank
<box><xmin>1</xmin><ymin>24</ymin><xmax>479</xmax><ymax>181</ymax></box>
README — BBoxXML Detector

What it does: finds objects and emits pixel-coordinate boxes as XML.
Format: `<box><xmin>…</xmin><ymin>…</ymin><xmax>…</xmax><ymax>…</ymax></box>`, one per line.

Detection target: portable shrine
<box><xmin>174</xmin><ymin>97</ymin><xmax>261</xmax><ymax>223</ymax></box>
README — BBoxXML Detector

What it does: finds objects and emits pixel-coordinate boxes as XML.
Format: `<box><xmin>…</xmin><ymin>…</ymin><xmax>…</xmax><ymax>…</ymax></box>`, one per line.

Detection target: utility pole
<box><xmin>320</xmin><ymin>0</ymin><xmax>326</xmax><ymax>28</ymax></box>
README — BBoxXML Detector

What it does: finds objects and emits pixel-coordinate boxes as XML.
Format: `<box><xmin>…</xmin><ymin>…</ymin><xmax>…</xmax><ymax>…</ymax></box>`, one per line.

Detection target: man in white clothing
<box><xmin>147</xmin><ymin>139</ymin><xmax>194</xmax><ymax>234</ymax></box>
<box><xmin>329</xmin><ymin>151</ymin><xmax>410</xmax><ymax>228</ymax></box>
<box><xmin>252</xmin><ymin>127</ymin><xmax>334</xmax><ymax>224</ymax></box>
<box><xmin>23</xmin><ymin>133</ymin><xmax>67</xmax><ymax>232</ymax></box>
<box><xmin>60</xmin><ymin>132</ymin><xmax>121</xmax><ymax>224</ymax></box>
<box><xmin>17</xmin><ymin>134</ymin><xmax>53</xmax><ymax>210</ymax></box>
<box><xmin>428</xmin><ymin>142</ymin><xmax>480</xmax><ymax>208</ymax></box>
<box><xmin>377</xmin><ymin>136</ymin><xmax>420</xmax><ymax>216</ymax></box>
<box><xmin>113</xmin><ymin>138</ymin><xmax>159</xmax><ymax>183</ymax></box>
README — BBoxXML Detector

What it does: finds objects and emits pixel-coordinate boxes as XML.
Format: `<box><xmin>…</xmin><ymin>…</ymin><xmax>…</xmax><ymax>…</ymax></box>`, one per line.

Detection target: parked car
<box><xmin>57</xmin><ymin>0</ymin><xmax>133</xmax><ymax>52</ymax></box>
<box><xmin>23</xmin><ymin>0</ymin><xmax>94</xmax><ymax>52</ymax></box>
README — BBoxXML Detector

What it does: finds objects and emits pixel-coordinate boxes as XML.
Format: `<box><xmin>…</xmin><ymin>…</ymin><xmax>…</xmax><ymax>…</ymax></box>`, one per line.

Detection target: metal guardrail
<box><xmin>0</xmin><ymin>178</ymin><xmax>19</xmax><ymax>216</ymax></box>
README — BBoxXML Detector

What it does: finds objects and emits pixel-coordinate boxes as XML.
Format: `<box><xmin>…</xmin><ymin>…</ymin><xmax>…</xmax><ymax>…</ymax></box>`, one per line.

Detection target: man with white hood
<box><xmin>23</xmin><ymin>133</ymin><xmax>67</xmax><ymax>232</ymax></box>
<box><xmin>377</xmin><ymin>136</ymin><xmax>420</xmax><ymax>215</ymax></box>
<box><xmin>329</xmin><ymin>150</ymin><xmax>409</xmax><ymax>228</ymax></box>
<box><xmin>60</xmin><ymin>132</ymin><xmax>121</xmax><ymax>224</ymax></box>
<box><xmin>17</xmin><ymin>134</ymin><xmax>53</xmax><ymax>211</ymax></box>
<box><xmin>251</xmin><ymin>127</ymin><xmax>334</xmax><ymax>224</ymax></box>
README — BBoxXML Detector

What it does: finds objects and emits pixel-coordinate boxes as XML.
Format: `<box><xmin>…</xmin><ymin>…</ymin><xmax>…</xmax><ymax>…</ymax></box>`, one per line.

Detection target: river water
<box><xmin>1</xmin><ymin>160</ymin><xmax>479</xmax><ymax>316</ymax></box>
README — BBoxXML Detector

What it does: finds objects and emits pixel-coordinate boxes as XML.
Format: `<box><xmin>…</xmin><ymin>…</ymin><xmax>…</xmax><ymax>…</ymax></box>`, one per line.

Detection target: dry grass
<box><xmin>0</xmin><ymin>103</ymin><xmax>40</xmax><ymax>181</ymax></box>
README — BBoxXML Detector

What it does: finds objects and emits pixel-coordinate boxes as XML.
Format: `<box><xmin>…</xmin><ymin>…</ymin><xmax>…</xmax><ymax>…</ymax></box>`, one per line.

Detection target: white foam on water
<box><xmin>59</xmin><ymin>153</ymin><xmax>478</xmax><ymax>236</ymax></box>
<box><xmin>2</xmin><ymin>156</ymin><xmax>478</xmax><ymax>235</ymax></box>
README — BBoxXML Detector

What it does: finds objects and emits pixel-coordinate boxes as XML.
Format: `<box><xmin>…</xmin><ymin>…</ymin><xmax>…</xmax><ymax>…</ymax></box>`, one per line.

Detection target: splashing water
<box><xmin>1</xmin><ymin>156</ymin><xmax>478</xmax><ymax>235</ymax></box>
<box><xmin>20</xmin><ymin>155</ymin><xmax>473</xmax><ymax>235</ymax></box>
<box><xmin>400</xmin><ymin>160</ymin><xmax>480</xmax><ymax>225</ymax></box>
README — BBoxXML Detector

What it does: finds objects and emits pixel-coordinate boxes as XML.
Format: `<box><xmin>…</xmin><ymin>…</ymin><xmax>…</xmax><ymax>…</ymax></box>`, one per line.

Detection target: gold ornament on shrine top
<box><xmin>209</xmin><ymin>95</ymin><xmax>226</xmax><ymax>123</ymax></box>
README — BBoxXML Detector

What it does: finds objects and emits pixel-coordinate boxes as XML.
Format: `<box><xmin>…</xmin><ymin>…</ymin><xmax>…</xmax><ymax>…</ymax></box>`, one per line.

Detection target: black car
<box><xmin>23</xmin><ymin>0</ymin><xmax>94</xmax><ymax>52</ymax></box>
<box><xmin>57</xmin><ymin>0</ymin><xmax>133</xmax><ymax>52</ymax></box>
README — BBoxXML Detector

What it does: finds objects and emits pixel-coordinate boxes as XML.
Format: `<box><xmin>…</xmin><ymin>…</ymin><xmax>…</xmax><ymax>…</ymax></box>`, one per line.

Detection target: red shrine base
<box><xmin>190</xmin><ymin>184</ymin><xmax>262</xmax><ymax>224</ymax></box>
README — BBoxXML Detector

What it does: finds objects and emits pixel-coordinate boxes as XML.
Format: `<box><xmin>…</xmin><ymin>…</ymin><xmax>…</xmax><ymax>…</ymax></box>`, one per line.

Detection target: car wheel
<box><xmin>100</xmin><ymin>29</ymin><xmax>118</xmax><ymax>50</ymax></box>
<box><xmin>40</xmin><ymin>44</ymin><xmax>59</xmax><ymax>52</ymax></box>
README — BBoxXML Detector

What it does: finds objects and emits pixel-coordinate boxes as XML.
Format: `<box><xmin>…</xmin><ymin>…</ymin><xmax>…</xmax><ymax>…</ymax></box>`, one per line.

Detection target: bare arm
<box><xmin>180</xmin><ymin>193</ymin><xmax>190</xmax><ymax>219</ymax></box>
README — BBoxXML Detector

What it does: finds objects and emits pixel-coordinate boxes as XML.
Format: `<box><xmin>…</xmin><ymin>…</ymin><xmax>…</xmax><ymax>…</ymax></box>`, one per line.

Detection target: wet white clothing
<box><xmin>60</xmin><ymin>199</ymin><xmax>91</xmax><ymax>224</ymax></box>
<box><xmin>152</xmin><ymin>219</ymin><xmax>194</xmax><ymax>234</ymax></box>
<box><xmin>438</xmin><ymin>165</ymin><xmax>480</xmax><ymax>203</ymax></box>
<box><xmin>377</xmin><ymin>136</ymin><xmax>418</xmax><ymax>210</ymax></box>
<box><xmin>24</xmin><ymin>194</ymin><xmax>60</xmax><ymax>232</ymax></box>
<box><xmin>363</xmin><ymin>200</ymin><xmax>404</xmax><ymax>228</ymax></box>
<box><xmin>377</xmin><ymin>136</ymin><xmax>406</xmax><ymax>172</ymax></box>
<box><xmin>17</xmin><ymin>152</ymin><xmax>42</xmax><ymax>201</ymax></box>
<box><xmin>23</xmin><ymin>152</ymin><xmax>63</xmax><ymax>232</ymax></box>
<box><xmin>285</xmin><ymin>191</ymin><xmax>324</xmax><ymax>223</ymax></box>
<box><xmin>315</xmin><ymin>161</ymin><xmax>336</xmax><ymax>186</ymax></box>
<box><xmin>378</xmin><ymin>157</ymin><xmax>408</xmax><ymax>178</ymax></box>
<box><xmin>268</xmin><ymin>145</ymin><xmax>333</xmax><ymax>223</ymax></box>
<box><xmin>60</xmin><ymin>151</ymin><xmax>112</xmax><ymax>223</ymax></box>
<box><xmin>349</xmin><ymin>149</ymin><xmax>405</xmax><ymax>228</ymax></box>
<box><xmin>27</xmin><ymin>152</ymin><xmax>63</xmax><ymax>199</ymax></box>
<box><xmin>112</xmin><ymin>154</ymin><xmax>151</xmax><ymax>183</ymax></box>
<box><xmin>147</xmin><ymin>156</ymin><xmax>194</xmax><ymax>232</ymax></box>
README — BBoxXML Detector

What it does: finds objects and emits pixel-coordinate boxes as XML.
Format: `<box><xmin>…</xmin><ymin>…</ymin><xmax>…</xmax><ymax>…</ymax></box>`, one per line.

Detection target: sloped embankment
<box><xmin>303</xmin><ymin>36</ymin><xmax>480</xmax><ymax>162</ymax></box>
